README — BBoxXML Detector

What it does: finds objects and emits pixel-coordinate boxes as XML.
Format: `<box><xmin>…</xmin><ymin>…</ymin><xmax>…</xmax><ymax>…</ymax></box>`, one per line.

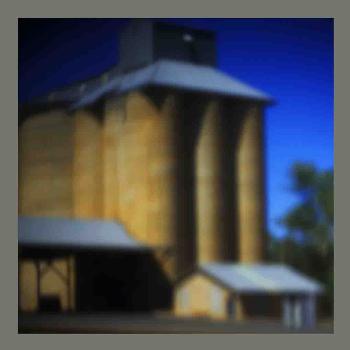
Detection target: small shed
<box><xmin>175</xmin><ymin>263</ymin><xmax>323</xmax><ymax>329</ymax></box>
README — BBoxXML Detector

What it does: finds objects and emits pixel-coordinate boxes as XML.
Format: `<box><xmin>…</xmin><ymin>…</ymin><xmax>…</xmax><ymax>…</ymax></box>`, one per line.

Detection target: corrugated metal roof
<box><xmin>200</xmin><ymin>263</ymin><xmax>323</xmax><ymax>294</ymax></box>
<box><xmin>151</xmin><ymin>60</ymin><xmax>272</xmax><ymax>101</ymax></box>
<box><xmin>18</xmin><ymin>216</ymin><xmax>148</xmax><ymax>251</ymax></box>
<box><xmin>71</xmin><ymin>59</ymin><xmax>273</xmax><ymax>109</ymax></box>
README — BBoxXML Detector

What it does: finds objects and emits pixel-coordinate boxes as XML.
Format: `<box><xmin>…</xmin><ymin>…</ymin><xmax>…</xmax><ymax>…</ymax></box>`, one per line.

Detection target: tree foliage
<box><xmin>268</xmin><ymin>162</ymin><xmax>334</xmax><ymax>316</ymax></box>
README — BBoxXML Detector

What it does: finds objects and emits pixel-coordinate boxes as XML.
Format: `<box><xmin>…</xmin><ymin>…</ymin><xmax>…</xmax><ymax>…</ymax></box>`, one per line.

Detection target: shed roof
<box><xmin>18</xmin><ymin>216</ymin><xmax>149</xmax><ymax>252</ymax></box>
<box><xmin>72</xmin><ymin>59</ymin><xmax>273</xmax><ymax>109</ymax></box>
<box><xmin>199</xmin><ymin>263</ymin><xmax>323</xmax><ymax>295</ymax></box>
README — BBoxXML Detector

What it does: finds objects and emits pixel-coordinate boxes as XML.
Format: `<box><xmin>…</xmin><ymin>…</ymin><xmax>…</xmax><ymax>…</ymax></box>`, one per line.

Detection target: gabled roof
<box><xmin>18</xmin><ymin>216</ymin><xmax>149</xmax><ymax>251</ymax></box>
<box><xmin>198</xmin><ymin>263</ymin><xmax>323</xmax><ymax>295</ymax></box>
<box><xmin>72</xmin><ymin>59</ymin><xmax>273</xmax><ymax>109</ymax></box>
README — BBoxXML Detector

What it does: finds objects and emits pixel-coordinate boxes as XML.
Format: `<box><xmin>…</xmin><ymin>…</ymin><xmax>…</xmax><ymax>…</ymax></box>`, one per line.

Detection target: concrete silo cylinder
<box><xmin>237</xmin><ymin>106</ymin><xmax>265</xmax><ymax>262</ymax></box>
<box><xmin>72</xmin><ymin>109</ymin><xmax>103</xmax><ymax>218</ymax></box>
<box><xmin>147</xmin><ymin>93</ymin><xmax>184</xmax><ymax>280</ymax></box>
<box><xmin>18</xmin><ymin>110</ymin><xmax>74</xmax><ymax>217</ymax></box>
<box><xmin>115</xmin><ymin>91</ymin><xmax>184</xmax><ymax>280</ymax></box>
<box><xmin>195</xmin><ymin>100</ymin><xmax>230</xmax><ymax>263</ymax></box>
<box><xmin>119</xmin><ymin>91</ymin><xmax>158</xmax><ymax>243</ymax></box>
<box><xmin>101</xmin><ymin>97</ymin><xmax>125</xmax><ymax>220</ymax></box>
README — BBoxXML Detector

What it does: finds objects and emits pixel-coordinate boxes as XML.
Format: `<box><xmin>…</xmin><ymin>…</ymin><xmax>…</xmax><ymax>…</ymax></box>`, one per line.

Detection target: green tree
<box><xmin>268</xmin><ymin>162</ymin><xmax>334</xmax><ymax>316</ymax></box>
<box><xmin>282</xmin><ymin>163</ymin><xmax>333</xmax><ymax>255</ymax></box>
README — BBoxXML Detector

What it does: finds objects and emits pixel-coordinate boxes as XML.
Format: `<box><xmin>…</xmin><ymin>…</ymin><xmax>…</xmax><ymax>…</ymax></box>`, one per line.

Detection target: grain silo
<box><xmin>18</xmin><ymin>19</ymin><xmax>273</xmax><ymax>314</ymax></box>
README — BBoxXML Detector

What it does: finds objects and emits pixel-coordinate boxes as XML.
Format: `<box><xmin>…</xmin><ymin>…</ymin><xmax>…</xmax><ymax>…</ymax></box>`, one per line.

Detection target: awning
<box><xmin>200</xmin><ymin>263</ymin><xmax>323</xmax><ymax>295</ymax></box>
<box><xmin>18</xmin><ymin>216</ymin><xmax>149</xmax><ymax>252</ymax></box>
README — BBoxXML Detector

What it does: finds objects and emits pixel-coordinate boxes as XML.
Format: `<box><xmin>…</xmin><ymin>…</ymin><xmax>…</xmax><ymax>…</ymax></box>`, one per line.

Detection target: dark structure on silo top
<box><xmin>18</xmin><ymin>19</ymin><xmax>275</xmax><ymax>315</ymax></box>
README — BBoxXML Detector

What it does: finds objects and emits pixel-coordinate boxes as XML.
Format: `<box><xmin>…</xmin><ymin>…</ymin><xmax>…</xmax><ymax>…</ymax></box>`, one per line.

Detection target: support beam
<box><xmin>235</xmin><ymin>294</ymin><xmax>246</xmax><ymax>321</ymax></box>
<box><xmin>35</xmin><ymin>260</ymin><xmax>41</xmax><ymax>312</ymax></box>
<box><xmin>69</xmin><ymin>255</ymin><xmax>76</xmax><ymax>311</ymax></box>
<box><xmin>18</xmin><ymin>261</ymin><xmax>22</xmax><ymax>312</ymax></box>
<box><xmin>303</xmin><ymin>294</ymin><xmax>316</xmax><ymax>329</ymax></box>
<box><xmin>67</xmin><ymin>257</ymin><xmax>71</xmax><ymax>311</ymax></box>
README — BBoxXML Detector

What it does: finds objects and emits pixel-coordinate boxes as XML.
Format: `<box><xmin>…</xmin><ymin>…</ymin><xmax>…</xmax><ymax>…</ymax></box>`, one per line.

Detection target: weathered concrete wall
<box><xmin>101</xmin><ymin>98</ymin><xmax>124</xmax><ymax>220</ymax></box>
<box><xmin>236</xmin><ymin>105</ymin><xmax>266</xmax><ymax>263</ymax></box>
<box><xmin>175</xmin><ymin>273</ymin><xmax>229</xmax><ymax>319</ymax></box>
<box><xmin>72</xmin><ymin>109</ymin><xmax>103</xmax><ymax>218</ymax></box>
<box><xmin>102</xmin><ymin>90</ymin><xmax>189</xmax><ymax>281</ymax></box>
<box><xmin>18</xmin><ymin>93</ymin><xmax>267</xmax><ymax>312</ymax></box>
<box><xmin>196</xmin><ymin>99</ymin><xmax>244</xmax><ymax>264</ymax></box>
<box><xmin>19</xmin><ymin>110</ymin><xmax>74</xmax><ymax>217</ymax></box>
<box><xmin>147</xmin><ymin>93</ymin><xmax>183</xmax><ymax>280</ymax></box>
<box><xmin>120</xmin><ymin>92</ymin><xmax>158</xmax><ymax>243</ymax></box>
<box><xmin>195</xmin><ymin>100</ymin><xmax>237</xmax><ymax>263</ymax></box>
<box><xmin>196</xmin><ymin>100</ymin><xmax>224</xmax><ymax>263</ymax></box>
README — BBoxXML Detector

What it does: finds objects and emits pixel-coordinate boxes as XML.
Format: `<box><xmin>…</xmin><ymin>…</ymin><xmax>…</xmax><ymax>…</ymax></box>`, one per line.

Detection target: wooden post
<box><xmin>35</xmin><ymin>260</ymin><xmax>41</xmax><ymax>312</ymax></box>
<box><xmin>235</xmin><ymin>294</ymin><xmax>245</xmax><ymax>321</ymax></box>
<box><xmin>18</xmin><ymin>260</ymin><xmax>22</xmax><ymax>312</ymax></box>
<box><xmin>67</xmin><ymin>257</ymin><xmax>71</xmax><ymax>312</ymax></box>
<box><xmin>282</xmin><ymin>295</ymin><xmax>292</xmax><ymax>328</ymax></box>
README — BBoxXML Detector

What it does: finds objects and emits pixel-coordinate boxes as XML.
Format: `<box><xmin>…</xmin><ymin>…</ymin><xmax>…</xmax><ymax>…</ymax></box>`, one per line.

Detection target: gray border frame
<box><xmin>1</xmin><ymin>0</ymin><xmax>345</xmax><ymax>347</ymax></box>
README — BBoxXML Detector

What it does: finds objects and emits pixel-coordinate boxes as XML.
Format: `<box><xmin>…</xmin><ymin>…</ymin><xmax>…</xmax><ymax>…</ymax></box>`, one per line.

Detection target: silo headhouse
<box><xmin>18</xmin><ymin>19</ymin><xmax>322</xmax><ymax>329</ymax></box>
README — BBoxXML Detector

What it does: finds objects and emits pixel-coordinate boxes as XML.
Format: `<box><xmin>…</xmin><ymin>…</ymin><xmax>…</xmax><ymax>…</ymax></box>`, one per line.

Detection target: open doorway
<box><xmin>75</xmin><ymin>251</ymin><xmax>173</xmax><ymax>313</ymax></box>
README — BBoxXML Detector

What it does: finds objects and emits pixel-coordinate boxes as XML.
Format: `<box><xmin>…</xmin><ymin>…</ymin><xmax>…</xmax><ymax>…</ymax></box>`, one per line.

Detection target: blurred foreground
<box><xmin>18</xmin><ymin>313</ymin><xmax>333</xmax><ymax>334</ymax></box>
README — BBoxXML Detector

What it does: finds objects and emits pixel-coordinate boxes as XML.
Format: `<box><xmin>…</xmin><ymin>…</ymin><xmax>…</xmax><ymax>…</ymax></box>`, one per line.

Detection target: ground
<box><xmin>18</xmin><ymin>313</ymin><xmax>333</xmax><ymax>334</ymax></box>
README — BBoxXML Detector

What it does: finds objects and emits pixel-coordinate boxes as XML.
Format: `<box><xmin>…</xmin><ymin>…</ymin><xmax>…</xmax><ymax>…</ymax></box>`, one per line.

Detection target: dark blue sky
<box><xmin>18</xmin><ymin>18</ymin><xmax>334</xmax><ymax>238</ymax></box>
